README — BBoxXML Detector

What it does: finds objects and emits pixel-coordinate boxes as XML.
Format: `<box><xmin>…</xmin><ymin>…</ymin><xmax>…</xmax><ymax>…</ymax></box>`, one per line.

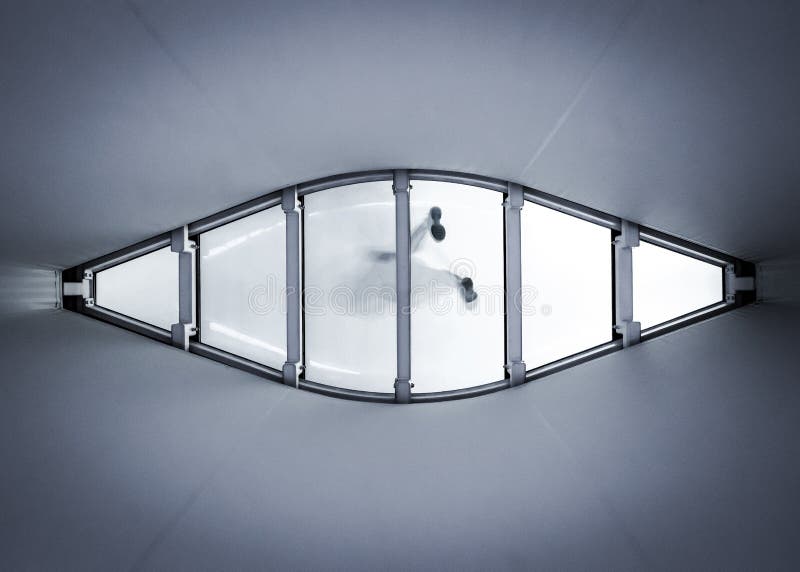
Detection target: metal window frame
<box><xmin>64</xmin><ymin>169</ymin><xmax>755</xmax><ymax>404</ymax></box>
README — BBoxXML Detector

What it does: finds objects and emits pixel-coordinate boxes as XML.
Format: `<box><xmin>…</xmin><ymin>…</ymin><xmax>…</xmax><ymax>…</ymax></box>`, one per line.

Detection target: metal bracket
<box><xmin>504</xmin><ymin>182</ymin><xmax>526</xmax><ymax>386</ymax></box>
<box><xmin>169</xmin><ymin>226</ymin><xmax>197</xmax><ymax>350</ymax></box>
<box><xmin>614</xmin><ymin>220</ymin><xmax>641</xmax><ymax>347</ymax></box>
<box><xmin>282</xmin><ymin>186</ymin><xmax>303</xmax><ymax>387</ymax></box>
<box><xmin>63</xmin><ymin>270</ymin><xmax>94</xmax><ymax>299</ymax></box>
<box><xmin>725</xmin><ymin>264</ymin><xmax>755</xmax><ymax>304</ymax></box>
<box><xmin>394</xmin><ymin>379</ymin><xmax>412</xmax><ymax>403</ymax></box>
<box><xmin>393</xmin><ymin>169</ymin><xmax>410</xmax><ymax>195</ymax></box>
<box><xmin>63</xmin><ymin>269</ymin><xmax>95</xmax><ymax>307</ymax></box>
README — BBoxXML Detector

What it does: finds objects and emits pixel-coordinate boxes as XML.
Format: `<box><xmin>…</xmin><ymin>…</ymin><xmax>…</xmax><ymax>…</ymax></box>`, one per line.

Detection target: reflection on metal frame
<box><xmin>408</xmin><ymin>169</ymin><xmax>507</xmax><ymax>193</ymax></box>
<box><xmin>188</xmin><ymin>193</ymin><xmax>282</xmax><ymax>237</ymax></box>
<box><xmin>639</xmin><ymin>301</ymin><xmax>731</xmax><ymax>342</ymax></box>
<box><xmin>85</xmin><ymin>233</ymin><xmax>171</xmax><ymax>274</ymax></box>
<box><xmin>189</xmin><ymin>342</ymin><xmax>283</xmax><ymax>383</ymax></box>
<box><xmin>525</xmin><ymin>340</ymin><xmax>623</xmax><ymax>383</ymax></box>
<box><xmin>65</xmin><ymin>168</ymin><xmax>755</xmax><ymax>405</ymax></box>
<box><xmin>299</xmin><ymin>379</ymin><xmax>395</xmax><ymax>404</ymax></box>
<box><xmin>298</xmin><ymin>170</ymin><xmax>393</xmax><ymax>196</ymax></box>
<box><xmin>411</xmin><ymin>379</ymin><xmax>510</xmax><ymax>403</ymax></box>
<box><xmin>523</xmin><ymin>190</ymin><xmax>621</xmax><ymax>230</ymax></box>
<box><xmin>84</xmin><ymin>305</ymin><xmax>172</xmax><ymax>344</ymax></box>
<box><xmin>639</xmin><ymin>226</ymin><xmax>734</xmax><ymax>267</ymax></box>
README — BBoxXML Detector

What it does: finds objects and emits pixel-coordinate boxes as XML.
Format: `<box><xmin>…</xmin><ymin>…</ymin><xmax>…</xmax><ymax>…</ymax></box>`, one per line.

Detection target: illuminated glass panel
<box><xmin>94</xmin><ymin>247</ymin><xmax>178</xmax><ymax>330</ymax></box>
<box><xmin>303</xmin><ymin>182</ymin><xmax>397</xmax><ymax>392</ymax></box>
<box><xmin>633</xmin><ymin>241</ymin><xmax>723</xmax><ymax>329</ymax></box>
<box><xmin>521</xmin><ymin>203</ymin><xmax>612</xmax><ymax>368</ymax></box>
<box><xmin>199</xmin><ymin>206</ymin><xmax>286</xmax><ymax>368</ymax></box>
<box><xmin>409</xmin><ymin>180</ymin><xmax>505</xmax><ymax>392</ymax></box>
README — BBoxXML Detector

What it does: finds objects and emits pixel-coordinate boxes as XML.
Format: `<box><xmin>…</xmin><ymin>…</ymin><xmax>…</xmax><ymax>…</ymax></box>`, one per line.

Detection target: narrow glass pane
<box><xmin>409</xmin><ymin>180</ymin><xmax>505</xmax><ymax>392</ymax></box>
<box><xmin>95</xmin><ymin>247</ymin><xmax>178</xmax><ymax>330</ymax></box>
<box><xmin>633</xmin><ymin>241</ymin><xmax>723</xmax><ymax>329</ymax></box>
<box><xmin>199</xmin><ymin>206</ymin><xmax>286</xmax><ymax>369</ymax></box>
<box><xmin>521</xmin><ymin>204</ymin><xmax>612</xmax><ymax>369</ymax></box>
<box><xmin>303</xmin><ymin>182</ymin><xmax>396</xmax><ymax>392</ymax></box>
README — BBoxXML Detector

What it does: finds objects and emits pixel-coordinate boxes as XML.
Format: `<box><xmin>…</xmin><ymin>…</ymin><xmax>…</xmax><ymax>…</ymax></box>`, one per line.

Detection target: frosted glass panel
<box><xmin>633</xmin><ymin>241</ymin><xmax>723</xmax><ymax>329</ymax></box>
<box><xmin>521</xmin><ymin>204</ymin><xmax>612</xmax><ymax>368</ymax></box>
<box><xmin>200</xmin><ymin>206</ymin><xmax>286</xmax><ymax>368</ymax></box>
<box><xmin>409</xmin><ymin>181</ymin><xmax>505</xmax><ymax>392</ymax></box>
<box><xmin>95</xmin><ymin>247</ymin><xmax>178</xmax><ymax>330</ymax></box>
<box><xmin>304</xmin><ymin>182</ymin><xmax>396</xmax><ymax>392</ymax></box>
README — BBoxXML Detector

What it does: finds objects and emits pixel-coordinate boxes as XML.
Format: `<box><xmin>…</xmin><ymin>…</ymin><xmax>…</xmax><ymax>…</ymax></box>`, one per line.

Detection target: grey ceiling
<box><xmin>3</xmin><ymin>288</ymin><xmax>799</xmax><ymax>569</ymax></box>
<box><xmin>1</xmin><ymin>0</ymin><xmax>798</xmax><ymax>268</ymax></box>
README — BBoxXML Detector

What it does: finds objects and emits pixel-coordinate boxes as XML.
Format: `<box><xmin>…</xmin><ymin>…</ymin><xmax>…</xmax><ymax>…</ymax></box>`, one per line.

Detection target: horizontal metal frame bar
<box><xmin>523</xmin><ymin>190</ymin><xmax>621</xmax><ymax>230</ymax></box>
<box><xmin>525</xmin><ymin>340</ymin><xmax>623</xmax><ymax>382</ymax></box>
<box><xmin>638</xmin><ymin>227</ymin><xmax>735</xmax><ymax>267</ymax></box>
<box><xmin>408</xmin><ymin>169</ymin><xmax>507</xmax><ymax>193</ymax></box>
<box><xmin>640</xmin><ymin>301</ymin><xmax>731</xmax><ymax>342</ymax></box>
<box><xmin>85</xmin><ymin>233</ymin><xmax>171</xmax><ymax>274</ymax></box>
<box><xmin>188</xmin><ymin>192</ymin><xmax>282</xmax><ymax>237</ymax></box>
<box><xmin>411</xmin><ymin>379</ymin><xmax>510</xmax><ymax>403</ymax></box>
<box><xmin>83</xmin><ymin>305</ymin><xmax>172</xmax><ymax>343</ymax></box>
<box><xmin>188</xmin><ymin>342</ymin><xmax>283</xmax><ymax>383</ymax></box>
<box><xmin>297</xmin><ymin>170</ymin><xmax>393</xmax><ymax>196</ymax></box>
<box><xmin>298</xmin><ymin>379</ymin><xmax>396</xmax><ymax>404</ymax></box>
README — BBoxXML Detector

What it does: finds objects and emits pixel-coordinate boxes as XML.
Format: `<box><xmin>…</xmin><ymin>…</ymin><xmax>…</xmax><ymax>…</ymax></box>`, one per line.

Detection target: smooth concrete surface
<box><xmin>1</xmin><ymin>302</ymin><xmax>798</xmax><ymax>570</ymax></box>
<box><xmin>2</xmin><ymin>1</ymin><xmax>799</xmax><ymax>268</ymax></box>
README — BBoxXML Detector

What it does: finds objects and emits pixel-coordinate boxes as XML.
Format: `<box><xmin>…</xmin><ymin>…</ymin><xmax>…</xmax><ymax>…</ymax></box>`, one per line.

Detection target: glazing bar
<box><xmin>523</xmin><ymin>190</ymin><xmax>621</xmax><ymax>230</ymax></box>
<box><xmin>282</xmin><ymin>186</ymin><xmax>302</xmax><ymax>387</ymax></box>
<box><xmin>504</xmin><ymin>182</ymin><xmax>526</xmax><ymax>386</ymax></box>
<box><xmin>170</xmin><ymin>225</ymin><xmax>196</xmax><ymax>350</ymax></box>
<box><xmin>298</xmin><ymin>170</ymin><xmax>393</xmax><ymax>196</ymax></box>
<box><xmin>85</xmin><ymin>233</ymin><xmax>171</xmax><ymax>274</ymax></box>
<box><xmin>188</xmin><ymin>193</ymin><xmax>282</xmax><ymax>237</ymax></box>
<box><xmin>394</xmin><ymin>170</ymin><xmax>412</xmax><ymax>403</ymax></box>
<box><xmin>614</xmin><ymin>220</ymin><xmax>641</xmax><ymax>347</ymax></box>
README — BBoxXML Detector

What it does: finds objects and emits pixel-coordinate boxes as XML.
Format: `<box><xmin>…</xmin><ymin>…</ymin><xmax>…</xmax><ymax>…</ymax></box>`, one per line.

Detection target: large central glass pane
<box><xmin>409</xmin><ymin>180</ymin><xmax>505</xmax><ymax>392</ymax></box>
<box><xmin>303</xmin><ymin>181</ymin><xmax>396</xmax><ymax>392</ymax></box>
<box><xmin>521</xmin><ymin>203</ymin><xmax>612</xmax><ymax>369</ymax></box>
<box><xmin>199</xmin><ymin>206</ymin><xmax>286</xmax><ymax>369</ymax></box>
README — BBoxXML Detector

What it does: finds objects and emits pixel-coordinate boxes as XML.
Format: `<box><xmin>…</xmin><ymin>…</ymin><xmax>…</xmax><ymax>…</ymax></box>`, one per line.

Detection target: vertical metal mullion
<box><xmin>195</xmin><ymin>234</ymin><xmax>202</xmax><ymax>343</ymax></box>
<box><xmin>282</xmin><ymin>186</ymin><xmax>302</xmax><ymax>387</ymax></box>
<box><xmin>170</xmin><ymin>225</ymin><xmax>196</xmax><ymax>350</ymax></box>
<box><xmin>394</xmin><ymin>170</ymin><xmax>412</xmax><ymax>403</ymax></box>
<box><xmin>504</xmin><ymin>183</ymin><xmax>526</xmax><ymax>386</ymax></box>
<box><xmin>614</xmin><ymin>220</ymin><xmax>640</xmax><ymax>347</ymax></box>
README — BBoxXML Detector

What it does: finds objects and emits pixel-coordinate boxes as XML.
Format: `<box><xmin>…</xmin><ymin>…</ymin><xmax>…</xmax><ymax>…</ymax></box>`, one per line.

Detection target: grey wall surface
<box><xmin>1</xmin><ymin>0</ymin><xmax>799</xmax><ymax>268</ymax></box>
<box><xmin>1</xmin><ymin>302</ymin><xmax>798</xmax><ymax>571</ymax></box>
<box><xmin>0</xmin><ymin>263</ymin><xmax>57</xmax><ymax>316</ymax></box>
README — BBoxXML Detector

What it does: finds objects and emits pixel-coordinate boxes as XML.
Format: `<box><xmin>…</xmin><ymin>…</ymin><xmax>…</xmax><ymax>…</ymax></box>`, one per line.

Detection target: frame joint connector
<box><xmin>506</xmin><ymin>182</ymin><xmax>524</xmax><ymax>209</ymax></box>
<box><xmin>281</xmin><ymin>186</ymin><xmax>299</xmax><ymax>213</ymax></box>
<box><xmin>725</xmin><ymin>264</ymin><xmax>755</xmax><ymax>303</ymax></box>
<box><xmin>614</xmin><ymin>220</ymin><xmax>640</xmax><ymax>249</ymax></box>
<box><xmin>615</xmin><ymin>321</ymin><xmax>641</xmax><ymax>348</ymax></box>
<box><xmin>392</xmin><ymin>170</ymin><xmax>410</xmax><ymax>195</ymax></box>
<box><xmin>171</xmin><ymin>225</ymin><xmax>196</xmax><ymax>254</ymax></box>
<box><xmin>394</xmin><ymin>378</ymin><xmax>412</xmax><ymax>403</ymax></box>
<box><xmin>507</xmin><ymin>361</ymin><xmax>526</xmax><ymax>387</ymax></box>
<box><xmin>170</xmin><ymin>323</ymin><xmax>196</xmax><ymax>351</ymax></box>
<box><xmin>282</xmin><ymin>362</ymin><xmax>302</xmax><ymax>388</ymax></box>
